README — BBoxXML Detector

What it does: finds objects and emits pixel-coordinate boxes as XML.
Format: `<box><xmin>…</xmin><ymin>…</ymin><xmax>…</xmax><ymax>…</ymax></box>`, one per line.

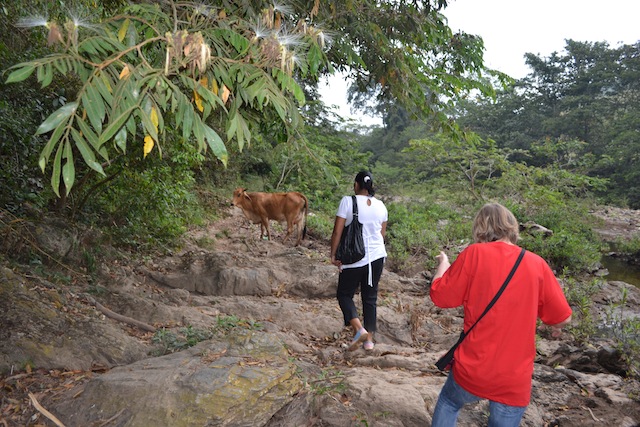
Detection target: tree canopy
<box><xmin>3</xmin><ymin>0</ymin><xmax>503</xmax><ymax>198</ymax></box>
<box><xmin>453</xmin><ymin>39</ymin><xmax>640</xmax><ymax>208</ymax></box>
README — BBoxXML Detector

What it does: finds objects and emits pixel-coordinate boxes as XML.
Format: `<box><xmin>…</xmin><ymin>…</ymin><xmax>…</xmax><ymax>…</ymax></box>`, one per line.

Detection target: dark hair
<box><xmin>472</xmin><ymin>203</ymin><xmax>519</xmax><ymax>244</ymax></box>
<box><xmin>355</xmin><ymin>171</ymin><xmax>375</xmax><ymax>196</ymax></box>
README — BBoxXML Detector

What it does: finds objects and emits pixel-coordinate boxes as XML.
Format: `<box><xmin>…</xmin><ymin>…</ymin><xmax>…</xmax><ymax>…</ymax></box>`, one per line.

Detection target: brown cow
<box><xmin>232</xmin><ymin>188</ymin><xmax>308</xmax><ymax>245</ymax></box>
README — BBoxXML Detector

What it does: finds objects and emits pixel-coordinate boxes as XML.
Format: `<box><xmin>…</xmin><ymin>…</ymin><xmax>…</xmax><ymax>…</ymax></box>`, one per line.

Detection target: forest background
<box><xmin>1</xmin><ymin>0</ymin><xmax>640</xmax><ymax>377</ymax></box>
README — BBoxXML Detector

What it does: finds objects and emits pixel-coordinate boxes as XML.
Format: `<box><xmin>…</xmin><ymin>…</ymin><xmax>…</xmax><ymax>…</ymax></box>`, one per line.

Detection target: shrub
<box><xmin>601</xmin><ymin>286</ymin><xmax>640</xmax><ymax>378</ymax></box>
<box><xmin>612</xmin><ymin>236</ymin><xmax>640</xmax><ymax>261</ymax></box>
<box><xmin>562</xmin><ymin>273</ymin><xmax>602</xmax><ymax>343</ymax></box>
<box><xmin>86</xmin><ymin>164</ymin><xmax>202</xmax><ymax>250</ymax></box>
<box><xmin>385</xmin><ymin>200</ymin><xmax>469</xmax><ymax>274</ymax></box>
<box><xmin>521</xmin><ymin>231</ymin><xmax>602</xmax><ymax>273</ymax></box>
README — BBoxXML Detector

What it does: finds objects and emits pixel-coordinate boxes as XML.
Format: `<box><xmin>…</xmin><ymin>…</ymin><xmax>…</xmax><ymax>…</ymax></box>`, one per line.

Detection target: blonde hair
<box><xmin>472</xmin><ymin>203</ymin><xmax>519</xmax><ymax>244</ymax></box>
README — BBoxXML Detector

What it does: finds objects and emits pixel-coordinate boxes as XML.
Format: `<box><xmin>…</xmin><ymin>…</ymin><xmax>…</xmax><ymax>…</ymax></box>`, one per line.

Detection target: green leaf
<box><xmin>38</xmin><ymin>156</ymin><xmax>46</xmax><ymax>174</ymax></box>
<box><xmin>272</xmin><ymin>69</ymin><xmax>305</xmax><ymax>105</ymax></box>
<box><xmin>181</xmin><ymin>106</ymin><xmax>194</xmax><ymax>141</ymax></box>
<box><xmin>71</xmin><ymin>128</ymin><xmax>105</xmax><ymax>175</ymax></box>
<box><xmin>53</xmin><ymin>58</ymin><xmax>68</xmax><ymax>75</ymax></box>
<box><xmin>82</xmin><ymin>84</ymin><xmax>106</xmax><ymax>134</ymax></box>
<box><xmin>138</xmin><ymin>106</ymin><xmax>158</xmax><ymax>142</ymax></box>
<box><xmin>51</xmin><ymin>143</ymin><xmax>64</xmax><ymax>197</ymax></box>
<box><xmin>76</xmin><ymin>118</ymin><xmax>100</xmax><ymax>153</ymax></box>
<box><xmin>234</xmin><ymin>111</ymin><xmax>251</xmax><ymax>151</ymax></box>
<box><xmin>41</xmin><ymin>63</ymin><xmax>53</xmax><ymax>88</ymax></box>
<box><xmin>246</xmin><ymin>78</ymin><xmax>266</xmax><ymax>106</ymax></box>
<box><xmin>99</xmin><ymin>105</ymin><xmax>137</xmax><ymax>145</ymax></box>
<box><xmin>270</xmin><ymin>97</ymin><xmax>288</xmax><ymax>122</ymax></box>
<box><xmin>39</xmin><ymin>124</ymin><xmax>67</xmax><ymax>173</ymax></box>
<box><xmin>226</xmin><ymin>112</ymin><xmax>238</xmax><ymax>142</ymax></box>
<box><xmin>77</xmin><ymin>119</ymin><xmax>109</xmax><ymax>161</ymax></box>
<box><xmin>5</xmin><ymin>64</ymin><xmax>35</xmax><ymax>84</ymax></box>
<box><xmin>62</xmin><ymin>140</ymin><xmax>75</xmax><ymax>194</ymax></box>
<box><xmin>214</xmin><ymin>28</ymin><xmax>250</xmax><ymax>55</ymax></box>
<box><xmin>308</xmin><ymin>44</ymin><xmax>323</xmax><ymax>75</ymax></box>
<box><xmin>202</xmin><ymin>125</ymin><xmax>228</xmax><ymax>166</ymax></box>
<box><xmin>36</xmin><ymin>102</ymin><xmax>78</xmax><ymax>135</ymax></box>
<box><xmin>192</xmin><ymin>115</ymin><xmax>205</xmax><ymax>151</ymax></box>
<box><xmin>114</xmin><ymin>126</ymin><xmax>127</xmax><ymax>153</ymax></box>
<box><xmin>123</xmin><ymin>112</ymin><xmax>135</xmax><ymax>133</ymax></box>
<box><xmin>170</xmin><ymin>91</ymin><xmax>178</xmax><ymax>114</ymax></box>
<box><xmin>80</xmin><ymin>38</ymin><xmax>98</xmax><ymax>56</ymax></box>
<box><xmin>36</xmin><ymin>64</ymin><xmax>44</xmax><ymax>85</ymax></box>
<box><xmin>94</xmin><ymin>72</ymin><xmax>114</xmax><ymax>108</ymax></box>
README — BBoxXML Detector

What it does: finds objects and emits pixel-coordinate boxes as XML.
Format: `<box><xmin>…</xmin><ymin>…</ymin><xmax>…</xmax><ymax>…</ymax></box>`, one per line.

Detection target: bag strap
<box><xmin>351</xmin><ymin>195</ymin><xmax>358</xmax><ymax>217</ymax></box>
<box><xmin>456</xmin><ymin>247</ymin><xmax>526</xmax><ymax>343</ymax></box>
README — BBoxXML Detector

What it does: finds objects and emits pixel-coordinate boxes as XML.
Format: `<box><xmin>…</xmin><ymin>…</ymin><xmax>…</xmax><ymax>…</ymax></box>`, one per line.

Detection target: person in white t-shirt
<box><xmin>330</xmin><ymin>171</ymin><xmax>388</xmax><ymax>351</ymax></box>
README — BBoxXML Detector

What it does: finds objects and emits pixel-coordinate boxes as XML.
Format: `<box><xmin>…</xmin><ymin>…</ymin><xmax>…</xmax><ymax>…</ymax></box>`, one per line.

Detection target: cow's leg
<box><xmin>292</xmin><ymin>210</ymin><xmax>305</xmax><ymax>246</ymax></box>
<box><xmin>262</xmin><ymin>218</ymin><xmax>271</xmax><ymax>240</ymax></box>
<box><xmin>282</xmin><ymin>220</ymin><xmax>293</xmax><ymax>243</ymax></box>
<box><xmin>294</xmin><ymin>220</ymin><xmax>302</xmax><ymax>246</ymax></box>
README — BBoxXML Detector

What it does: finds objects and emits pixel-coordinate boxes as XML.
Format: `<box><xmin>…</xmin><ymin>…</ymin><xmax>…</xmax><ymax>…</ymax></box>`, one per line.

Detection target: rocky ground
<box><xmin>591</xmin><ymin>206</ymin><xmax>640</xmax><ymax>242</ymax></box>
<box><xmin>1</xmin><ymin>206</ymin><xmax>640</xmax><ymax>426</ymax></box>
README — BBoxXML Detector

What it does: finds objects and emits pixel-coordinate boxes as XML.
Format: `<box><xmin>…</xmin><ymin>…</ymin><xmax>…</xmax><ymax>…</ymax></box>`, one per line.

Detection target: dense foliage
<box><xmin>456</xmin><ymin>40</ymin><xmax>640</xmax><ymax>208</ymax></box>
<box><xmin>4</xmin><ymin>1</ymin><xmax>333</xmax><ymax>199</ymax></box>
<box><xmin>2</xmin><ymin>0</ymin><xmax>500</xmax><ymax>201</ymax></box>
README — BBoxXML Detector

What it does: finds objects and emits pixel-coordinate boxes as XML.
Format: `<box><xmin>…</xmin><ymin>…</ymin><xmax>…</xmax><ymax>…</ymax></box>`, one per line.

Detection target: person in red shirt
<box><xmin>430</xmin><ymin>203</ymin><xmax>572</xmax><ymax>427</ymax></box>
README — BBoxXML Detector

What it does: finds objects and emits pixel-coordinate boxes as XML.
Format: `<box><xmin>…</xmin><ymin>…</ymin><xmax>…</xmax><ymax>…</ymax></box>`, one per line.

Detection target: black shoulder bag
<box><xmin>435</xmin><ymin>247</ymin><xmax>526</xmax><ymax>371</ymax></box>
<box><xmin>335</xmin><ymin>195</ymin><xmax>366</xmax><ymax>265</ymax></box>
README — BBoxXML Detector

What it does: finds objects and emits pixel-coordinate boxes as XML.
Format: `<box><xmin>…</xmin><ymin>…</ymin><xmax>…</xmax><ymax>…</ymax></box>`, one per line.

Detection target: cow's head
<box><xmin>232</xmin><ymin>188</ymin><xmax>250</xmax><ymax>207</ymax></box>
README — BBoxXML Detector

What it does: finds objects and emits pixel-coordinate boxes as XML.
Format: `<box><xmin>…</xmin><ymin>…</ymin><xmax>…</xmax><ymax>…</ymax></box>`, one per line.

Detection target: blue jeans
<box><xmin>431</xmin><ymin>372</ymin><xmax>527</xmax><ymax>427</ymax></box>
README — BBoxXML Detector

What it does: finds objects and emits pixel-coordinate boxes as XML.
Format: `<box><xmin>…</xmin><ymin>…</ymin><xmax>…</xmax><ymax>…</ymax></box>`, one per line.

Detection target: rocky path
<box><xmin>1</xmin><ymin>207</ymin><xmax>640</xmax><ymax>426</ymax></box>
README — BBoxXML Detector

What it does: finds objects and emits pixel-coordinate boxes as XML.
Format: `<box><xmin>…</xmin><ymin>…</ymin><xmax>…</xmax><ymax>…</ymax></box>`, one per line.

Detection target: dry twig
<box><xmin>28</xmin><ymin>392</ymin><xmax>66</xmax><ymax>427</ymax></box>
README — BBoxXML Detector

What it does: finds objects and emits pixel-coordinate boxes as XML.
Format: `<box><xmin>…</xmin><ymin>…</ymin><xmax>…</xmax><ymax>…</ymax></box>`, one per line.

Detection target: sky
<box><xmin>320</xmin><ymin>0</ymin><xmax>640</xmax><ymax>125</ymax></box>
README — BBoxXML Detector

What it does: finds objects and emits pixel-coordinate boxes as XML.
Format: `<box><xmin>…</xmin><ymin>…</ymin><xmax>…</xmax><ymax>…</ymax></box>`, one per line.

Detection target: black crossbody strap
<box><xmin>458</xmin><ymin>247</ymin><xmax>526</xmax><ymax>342</ymax></box>
<box><xmin>351</xmin><ymin>195</ymin><xmax>358</xmax><ymax>217</ymax></box>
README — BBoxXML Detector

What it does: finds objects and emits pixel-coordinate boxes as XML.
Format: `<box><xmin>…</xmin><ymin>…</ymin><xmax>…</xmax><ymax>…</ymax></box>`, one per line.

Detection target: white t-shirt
<box><xmin>336</xmin><ymin>195</ymin><xmax>388</xmax><ymax>268</ymax></box>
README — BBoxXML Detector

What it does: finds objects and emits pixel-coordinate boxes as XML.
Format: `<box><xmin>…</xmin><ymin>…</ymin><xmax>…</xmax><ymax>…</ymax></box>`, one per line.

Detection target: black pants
<box><xmin>336</xmin><ymin>257</ymin><xmax>385</xmax><ymax>333</ymax></box>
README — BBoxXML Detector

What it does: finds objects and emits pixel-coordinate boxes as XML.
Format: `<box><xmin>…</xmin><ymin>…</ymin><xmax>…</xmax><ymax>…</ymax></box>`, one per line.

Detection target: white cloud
<box><xmin>444</xmin><ymin>0</ymin><xmax>640</xmax><ymax>78</ymax></box>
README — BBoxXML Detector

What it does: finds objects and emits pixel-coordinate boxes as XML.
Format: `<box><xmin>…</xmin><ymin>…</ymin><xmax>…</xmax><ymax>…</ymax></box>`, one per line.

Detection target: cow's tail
<box><xmin>302</xmin><ymin>194</ymin><xmax>309</xmax><ymax>241</ymax></box>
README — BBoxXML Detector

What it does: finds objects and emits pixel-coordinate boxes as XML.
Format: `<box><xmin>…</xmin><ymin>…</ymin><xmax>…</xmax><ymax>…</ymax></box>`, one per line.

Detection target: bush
<box><xmin>385</xmin><ymin>200</ymin><xmax>469</xmax><ymax>274</ymax></box>
<box><xmin>521</xmin><ymin>231</ymin><xmax>602</xmax><ymax>273</ymax></box>
<box><xmin>612</xmin><ymin>236</ymin><xmax>640</xmax><ymax>261</ymax></box>
<box><xmin>504</xmin><ymin>184</ymin><xmax>604</xmax><ymax>273</ymax></box>
<box><xmin>562</xmin><ymin>273</ymin><xmax>602</xmax><ymax>343</ymax></box>
<box><xmin>85</xmin><ymin>164</ymin><xmax>202</xmax><ymax>250</ymax></box>
<box><xmin>603</xmin><ymin>286</ymin><xmax>640</xmax><ymax>378</ymax></box>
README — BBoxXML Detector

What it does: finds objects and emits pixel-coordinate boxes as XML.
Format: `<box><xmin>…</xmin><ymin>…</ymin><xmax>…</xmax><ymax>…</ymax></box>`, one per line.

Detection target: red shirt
<box><xmin>430</xmin><ymin>242</ymin><xmax>572</xmax><ymax>406</ymax></box>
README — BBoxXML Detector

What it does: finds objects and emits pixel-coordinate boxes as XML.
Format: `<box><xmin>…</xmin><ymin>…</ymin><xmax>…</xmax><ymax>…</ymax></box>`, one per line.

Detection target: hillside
<box><xmin>1</xmin><ymin>206</ymin><xmax>640</xmax><ymax>426</ymax></box>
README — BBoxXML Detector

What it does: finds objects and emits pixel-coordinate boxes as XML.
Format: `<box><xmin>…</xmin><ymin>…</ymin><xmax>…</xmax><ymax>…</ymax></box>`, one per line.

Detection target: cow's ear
<box><xmin>243</xmin><ymin>191</ymin><xmax>251</xmax><ymax>201</ymax></box>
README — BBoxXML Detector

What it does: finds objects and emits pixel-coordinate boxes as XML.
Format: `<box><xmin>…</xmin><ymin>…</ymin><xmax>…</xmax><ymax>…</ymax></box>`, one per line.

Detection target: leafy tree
<box><xmin>3</xmin><ymin>0</ymin><xmax>505</xmax><ymax>204</ymax></box>
<box><xmin>322</xmin><ymin>0</ymin><xmax>508</xmax><ymax>129</ymax></box>
<box><xmin>0</xmin><ymin>4</ymin><xmax>61</xmax><ymax>212</ymax></box>
<box><xmin>455</xmin><ymin>39</ymin><xmax>640</xmax><ymax>208</ymax></box>
<box><xmin>4</xmin><ymin>1</ymin><xmax>331</xmax><ymax>200</ymax></box>
<box><xmin>405</xmin><ymin>133</ymin><xmax>514</xmax><ymax>200</ymax></box>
